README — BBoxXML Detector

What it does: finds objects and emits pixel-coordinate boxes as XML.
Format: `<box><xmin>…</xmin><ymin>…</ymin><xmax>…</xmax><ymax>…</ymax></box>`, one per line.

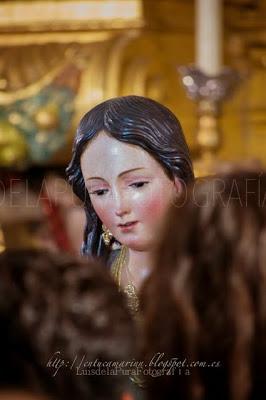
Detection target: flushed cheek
<box><xmin>133</xmin><ymin>191</ymin><xmax>172</xmax><ymax>223</ymax></box>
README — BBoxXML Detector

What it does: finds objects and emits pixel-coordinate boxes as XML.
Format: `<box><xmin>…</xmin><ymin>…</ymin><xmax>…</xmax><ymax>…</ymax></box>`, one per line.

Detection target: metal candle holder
<box><xmin>179</xmin><ymin>65</ymin><xmax>242</xmax><ymax>176</ymax></box>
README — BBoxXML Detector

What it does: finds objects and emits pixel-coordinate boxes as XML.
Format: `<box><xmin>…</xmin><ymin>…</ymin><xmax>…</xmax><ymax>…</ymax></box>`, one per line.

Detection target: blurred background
<box><xmin>0</xmin><ymin>0</ymin><xmax>265</xmax><ymax>252</ymax></box>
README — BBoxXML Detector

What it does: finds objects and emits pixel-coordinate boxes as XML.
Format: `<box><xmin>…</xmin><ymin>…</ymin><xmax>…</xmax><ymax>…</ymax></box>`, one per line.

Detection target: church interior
<box><xmin>0</xmin><ymin>0</ymin><xmax>265</xmax><ymax>250</ymax></box>
<box><xmin>1</xmin><ymin>3</ymin><xmax>266</xmax><ymax>400</ymax></box>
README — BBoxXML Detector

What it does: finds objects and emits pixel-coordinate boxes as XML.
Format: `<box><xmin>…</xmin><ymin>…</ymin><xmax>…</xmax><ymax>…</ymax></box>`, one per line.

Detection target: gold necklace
<box><xmin>112</xmin><ymin>246</ymin><xmax>145</xmax><ymax>389</ymax></box>
<box><xmin>111</xmin><ymin>245</ymin><xmax>139</xmax><ymax>315</ymax></box>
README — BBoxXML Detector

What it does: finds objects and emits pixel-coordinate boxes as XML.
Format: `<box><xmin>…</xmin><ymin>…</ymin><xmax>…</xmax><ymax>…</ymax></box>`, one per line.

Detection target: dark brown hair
<box><xmin>141</xmin><ymin>171</ymin><xmax>266</xmax><ymax>400</ymax></box>
<box><xmin>66</xmin><ymin>95</ymin><xmax>194</xmax><ymax>258</ymax></box>
<box><xmin>0</xmin><ymin>249</ymin><xmax>135</xmax><ymax>400</ymax></box>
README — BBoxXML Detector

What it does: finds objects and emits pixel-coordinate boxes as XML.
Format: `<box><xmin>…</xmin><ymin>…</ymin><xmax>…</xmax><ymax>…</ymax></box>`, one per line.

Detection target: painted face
<box><xmin>80</xmin><ymin>131</ymin><xmax>179</xmax><ymax>251</ymax></box>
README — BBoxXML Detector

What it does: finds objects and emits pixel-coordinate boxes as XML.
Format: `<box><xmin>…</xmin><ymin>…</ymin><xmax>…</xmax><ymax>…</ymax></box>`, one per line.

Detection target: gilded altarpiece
<box><xmin>0</xmin><ymin>0</ymin><xmax>265</xmax><ymax>167</ymax></box>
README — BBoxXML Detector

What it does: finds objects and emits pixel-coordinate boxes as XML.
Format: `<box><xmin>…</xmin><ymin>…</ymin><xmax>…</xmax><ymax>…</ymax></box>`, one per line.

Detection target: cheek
<box><xmin>143</xmin><ymin>198</ymin><xmax>170</xmax><ymax>221</ymax></box>
<box><xmin>90</xmin><ymin>198</ymin><xmax>113</xmax><ymax>226</ymax></box>
<box><xmin>133</xmin><ymin>189</ymin><xmax>173</xmax><ymax>221</ymax></box>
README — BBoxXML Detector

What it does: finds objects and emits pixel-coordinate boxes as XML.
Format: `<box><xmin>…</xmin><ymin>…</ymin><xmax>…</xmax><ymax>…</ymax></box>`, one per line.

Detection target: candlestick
<box><xmin>178</xmin><ymin>65</ymin><xmax>242</xmax><ymax>176</ymax></box>
<box><xmin>196</xmin><ymin>0</ymin><xmax>222</xmax><ymax>75</ymax></box>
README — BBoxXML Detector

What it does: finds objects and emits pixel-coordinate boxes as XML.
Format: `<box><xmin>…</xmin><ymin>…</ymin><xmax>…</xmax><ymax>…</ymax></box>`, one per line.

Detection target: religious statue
<box><xmin>66</xmin><ymin>95</ymin><xmax>194</xmax><ymax>314</ymax></box>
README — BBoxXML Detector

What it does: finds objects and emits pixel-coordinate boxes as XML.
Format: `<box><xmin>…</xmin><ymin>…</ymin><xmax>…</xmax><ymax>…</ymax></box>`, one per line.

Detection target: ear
<box><xmin>173</xmin><ymin>176</ymin><xmax>183</xmax><ymax>195</ymax></box>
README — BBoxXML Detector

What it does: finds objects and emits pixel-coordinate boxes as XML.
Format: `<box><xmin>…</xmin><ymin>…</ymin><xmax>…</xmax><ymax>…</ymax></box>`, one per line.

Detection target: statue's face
<box><xmin>81</xmin><ymin>131</ymin><xmax>179</xmax><ymax>251</ymax></box>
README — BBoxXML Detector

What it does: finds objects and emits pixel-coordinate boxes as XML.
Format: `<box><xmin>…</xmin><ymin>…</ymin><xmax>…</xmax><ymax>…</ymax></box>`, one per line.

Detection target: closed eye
<box><xmin>89</xmin><ymin>189</ymin><xmax>108</xmax><ymax>196</ymax></box>
<box><xmin>129</xmin><ymin>181</ymin><xmax>149</xmax><ymax>188</ymax></box>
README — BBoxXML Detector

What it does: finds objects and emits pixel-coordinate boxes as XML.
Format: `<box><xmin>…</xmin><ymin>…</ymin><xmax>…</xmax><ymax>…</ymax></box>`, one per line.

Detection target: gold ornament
<box><xmin>111</xmin><ymin>245</ymin><xmax>139</xmax><ymax>315</ymax></box>
<box><xmin>34</xmin><ymin>104</ymin><xmax>59</xmax><ymax>130</ymax></box>
<box><xmin>111</xmin><ymin>245</ymin><xmax>144</xmax><ymax>388</ymax></box>
<box><xmin>0</xmin><ymin>120</ymin><xmax>28</xmax><ymax>167</ymax></box>
<box><xmin>102</xmin><ymin>224</ymin><xmax>113</xmax><ymax>246</ymax></box>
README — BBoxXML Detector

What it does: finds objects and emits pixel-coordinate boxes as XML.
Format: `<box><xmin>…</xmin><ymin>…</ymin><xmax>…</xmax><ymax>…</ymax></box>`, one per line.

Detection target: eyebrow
<box><xmin>86</xmin><ymin>168</ymin><xmax>146</xmax><ymax>181</ymax></box>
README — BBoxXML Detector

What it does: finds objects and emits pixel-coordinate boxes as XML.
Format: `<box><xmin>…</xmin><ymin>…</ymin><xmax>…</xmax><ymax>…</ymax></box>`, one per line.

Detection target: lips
<box><xmin>118</xmin><ymin>221</ymin><xmax>138</xmax><ymax>229</ymax></box>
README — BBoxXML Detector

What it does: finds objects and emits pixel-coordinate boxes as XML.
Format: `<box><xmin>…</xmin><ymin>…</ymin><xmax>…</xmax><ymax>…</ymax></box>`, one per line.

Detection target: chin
<box><xmin>120</xmin><ymin>237</ymin><xmax>151</xmax><ymax>252</ymax></box>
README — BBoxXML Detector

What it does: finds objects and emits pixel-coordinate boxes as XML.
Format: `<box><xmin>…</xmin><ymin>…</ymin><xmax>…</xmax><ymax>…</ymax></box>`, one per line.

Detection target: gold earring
<box><xmin>102</xmin><ymin>224</ymin><xmax>113</xmax><ymax>246</ymax></box>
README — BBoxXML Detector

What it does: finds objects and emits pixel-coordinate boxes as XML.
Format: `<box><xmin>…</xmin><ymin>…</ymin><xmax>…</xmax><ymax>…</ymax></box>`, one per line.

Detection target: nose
<box><xmin>113</xmin><ymin>190</ymin><xmax>130</xmax><ymax>217</ymax></box>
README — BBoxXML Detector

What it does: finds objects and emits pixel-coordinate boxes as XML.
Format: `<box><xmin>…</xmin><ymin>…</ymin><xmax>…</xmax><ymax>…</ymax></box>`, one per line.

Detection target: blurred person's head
<box><xmin>0</xmin><ymin>181</ymin><xmax>57</xmax><ymax>252</ymax></box>
<box><xmin>0</xmin><ymin>249</ymin><xmax>136</xmax><ymax>400</ymax></box>
<box><xmin>141</xmin><ymin>171</ymin><xmax>266</xmax><ymax>400</ymax></box>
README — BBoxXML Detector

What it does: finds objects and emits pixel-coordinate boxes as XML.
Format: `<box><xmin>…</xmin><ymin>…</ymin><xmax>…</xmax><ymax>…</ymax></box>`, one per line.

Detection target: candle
<box><xmin>196</xmin><ymin>0</ymin><xmax>222</xmax><ymax>76</ymax></box>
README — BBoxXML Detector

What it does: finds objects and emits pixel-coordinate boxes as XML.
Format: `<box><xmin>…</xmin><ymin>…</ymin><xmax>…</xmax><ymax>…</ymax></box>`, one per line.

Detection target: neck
<box><xmin>126</xmin><ymin>247</ymin><xmax>153</xmax><ymax>290</ymax></box>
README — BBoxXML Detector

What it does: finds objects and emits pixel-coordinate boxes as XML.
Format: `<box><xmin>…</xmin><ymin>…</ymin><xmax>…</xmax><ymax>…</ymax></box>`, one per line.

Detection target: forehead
<box><xmin>80</xmin><ymin>131</ymin><xmax>162</xmax><ymax>178</ymax></box>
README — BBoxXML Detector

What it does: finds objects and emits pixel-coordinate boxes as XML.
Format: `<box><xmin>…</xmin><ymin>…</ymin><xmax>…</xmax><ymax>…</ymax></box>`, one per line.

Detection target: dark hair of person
<box><xmin>0</xmin><ymin>249</ymin><xmax>136</xmax><ymax>400</ymax></box>
<box><xmin>66</xmin><ymin>95</ymin><xmax>194</xmax><ymax>258</ymax></box>
<box><xmin>140</xmin><ymin>171</ymin><xmax>266</xmax><ymax>400</ymax></box>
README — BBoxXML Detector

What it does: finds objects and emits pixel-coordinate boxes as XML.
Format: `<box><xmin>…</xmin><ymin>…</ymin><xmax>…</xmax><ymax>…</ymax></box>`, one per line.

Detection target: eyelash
<box><xmin>89</xmin><ymin>181</ymin><xmax>149</xmax><ymax>197</ymax></box>
<box><xmin>129</xmin><ymin>181</ymin><xmax>149</xmax><ymax>188</ymax></box>
<box><xmin>90</xmin><ymin>189</ymin><xmax>108</xmax><ymax>196</ymax></box>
